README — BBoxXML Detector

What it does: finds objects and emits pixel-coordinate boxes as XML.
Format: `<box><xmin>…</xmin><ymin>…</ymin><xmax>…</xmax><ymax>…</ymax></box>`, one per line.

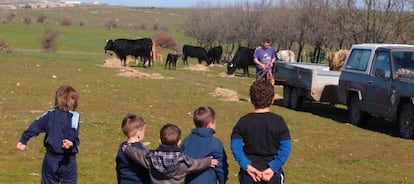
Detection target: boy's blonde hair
<box><xmin>54</xmin><ymin>85</ymin><xmax>79</xmax><ymax>111</ymax></box>
<box><xmin>160</xmin><ymin>124</ymin><xmax>181</xmax><ymax>146</ymax></box>
<box><xmin>122</xmin><ymin>114</ymin><xmax>145</xmax><ymax>138</ymax></box>
<box><xmin>193</xmin><ymin>106</ymin><xmax>215</xmax><ymax>128</ymax></box>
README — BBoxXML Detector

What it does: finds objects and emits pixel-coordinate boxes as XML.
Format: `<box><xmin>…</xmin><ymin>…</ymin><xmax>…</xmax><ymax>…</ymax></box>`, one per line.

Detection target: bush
<box><xmin>41</xmin><ymin>29</ymin><xmax>60</xmax><ymax>52</ymax></box>
<box><xmin>6</xmin><ymin>11</ymin><xmax>16</xmax><ymax>22</ymax></box>
<box><xmin>23</xmin><ymin>17</ymin><xmax>31</xmax><ymax>25</ymax></box>
<box><xmin>0</xmin><ymin>39</ymin><xmax>11</xmax><ymax>53</ymax></box>
<box><xmin>60</xmin><ymin>18</ymin><xmax>72</xmax><ymax>26</ymax></box>
<box><xmin>37</xmin><ymin>15</ymin><xmax>47</xmax><ymax>23</ymax></box>
<box><xmin>105</xmin><ymin>19</ymin><xmax>118</xmax><ymax>29</ymax></box>
<box><xmin>153</xmin><ymin>33</ymin><xmax>178</xmax><ymax>51</ymax></box>
<box><xmin>153</xmin><ymin>23</ymin><xmax>159</xmax><ymax>31</ymax></box>
<box><xmin>140</xmin><ymin>23</ymin><xmax>146</xmax><ymax>30</ymax></box>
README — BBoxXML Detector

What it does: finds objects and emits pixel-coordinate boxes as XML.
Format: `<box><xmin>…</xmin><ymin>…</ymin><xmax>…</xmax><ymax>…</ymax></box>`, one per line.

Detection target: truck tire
<box><xmin>290</xmin><ymin>87</ymin><xmax>302</xmax><ymax>110</ymax></box>
<box><xmin>348</xmin><ymin>95</ymin><xmax>369</xmax><ymax>126</ymax></box>
<box><xmin>283</xmin><ymin>85</ymin><xmax>291</xmax><ymax>108</ymax></box>
<box><xmin>398</xmin><ymin>104</ymin><xmax>414</xmax><ymax>139</ymax></box>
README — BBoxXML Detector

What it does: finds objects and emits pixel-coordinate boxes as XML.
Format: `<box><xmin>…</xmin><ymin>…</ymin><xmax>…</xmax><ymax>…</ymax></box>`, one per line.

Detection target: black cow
<box><xmin>227</xmin><ymin>46</ymin><xmax>255</xmax><ymax>76</ymax></box>
<box><xmin>104</xmin><ymin>38</ymin><xmax>153</xmax><ymax>67</ymax></box>
<box><xmin>182</xmin><ymin>45</ymin><xmax>211</xmax><ymax>65</ymax></box>
<box><xmin>207</xmin><ymin>46</ymin><xmax>223</xmax><ymax>64</ymax></box>
<box><xmin>165</xmin><ymin>53</ymin><xmax>180</xmax><ymax>70</ymax></box>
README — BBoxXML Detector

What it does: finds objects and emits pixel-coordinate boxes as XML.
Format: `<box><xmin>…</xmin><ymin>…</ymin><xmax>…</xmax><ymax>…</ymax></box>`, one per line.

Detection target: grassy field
<box><xmin>1</xmin><ymin>5</ymin><xmax>414</xmax><ymax>184</ymax></box>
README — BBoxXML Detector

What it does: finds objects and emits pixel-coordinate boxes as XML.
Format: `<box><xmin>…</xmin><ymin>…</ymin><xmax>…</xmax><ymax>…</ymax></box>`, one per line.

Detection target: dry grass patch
<box><xmin>103</xmin><ymin>58</ymin><xmax>170</xmax><ymax>79</ymax></box>
<box><xmin>184</xmin><ymin>64</ymin><xmax>209</xmax><ymax>71</ymax></box>
<box><xmin>211</xmin><ymin>87</ymin><xmax>240</xmax><ymax>101</ymax></box>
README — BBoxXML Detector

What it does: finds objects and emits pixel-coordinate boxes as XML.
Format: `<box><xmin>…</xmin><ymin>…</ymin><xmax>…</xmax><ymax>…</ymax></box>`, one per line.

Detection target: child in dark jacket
<box><xmin>124</xmin><ymin>123</ymin><xmax>218</xmax><ymax>184</ymax></box>
<box><xmin>182</xmin><ymin>106</ymin><xmax>228</xmax><ymax>184</ymax></box>
<box><xmin>17</xmin><ymin>85</ymin><xmax>80</xmax><ymax>184</ymax></box>
<box><xmin>115</xmin><ymin>114</ymin><xmax>150</xmax><ymax>184</ymax></box>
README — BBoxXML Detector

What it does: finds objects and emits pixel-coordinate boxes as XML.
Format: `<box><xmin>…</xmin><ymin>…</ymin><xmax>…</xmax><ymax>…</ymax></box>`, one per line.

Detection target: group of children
<box><xmin>16</xmin><ymin>80</ymin><xmax>291</xmax><ymax>184</ymax></box>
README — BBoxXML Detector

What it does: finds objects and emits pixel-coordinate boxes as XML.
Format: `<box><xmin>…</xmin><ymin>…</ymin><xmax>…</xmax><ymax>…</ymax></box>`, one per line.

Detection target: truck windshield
<box><xmin>345</xmin><ymin>49</ymin><xmax>371</xmax><ymax>71</ymax></box>
<box><xmin>393</xmin><ymin>51</ymin><xmax>414</xmax><ymax>74</ymax></box>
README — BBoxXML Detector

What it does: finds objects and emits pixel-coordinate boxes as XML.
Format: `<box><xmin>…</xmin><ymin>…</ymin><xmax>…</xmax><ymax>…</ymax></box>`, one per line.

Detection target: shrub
<box><xmin>23</xmin><ymin>17</ymin><xmax>31</xmax><ymax>25</ymax></box>
<box><xmin>140</xmin><ymin>23</ymin><xmax>146</xmax><ymax>30</ymax></box>
<box><xmin>37</xmin><ymin>15</ymin><xmax>47</xmax><ymax>23</ymax></box>
<box><xmin>153</xmin><ymin>23</ymin><xmax>159</xmax><ymax>31</ymax></box>
<box><xmin>0</xmin><ymin>39</ymin><xmax>11</xmax><ymax>53</ymax></box>
<box><xmin>41</xmin><ymin>29</ymin><xmax>60</xmax><ymax>52</ymax></box>
<box><xmin>60</xmin><ymin>18</ymin><xmax>72</xmax><ymax>26</ymax></box>
<box><xmin>153</xmin><ymin>33</ymin><xmax>177</xmax><ymax>51</ymax></box>
<box><xmin>105</xmin><ymin>19</ymin><xmax>118</xmax><ymax>29</ymax></box>
<box><xmin>6</xmin><ymin>11</ymin><xmax>16</xmax><ymax>22</ymax></box>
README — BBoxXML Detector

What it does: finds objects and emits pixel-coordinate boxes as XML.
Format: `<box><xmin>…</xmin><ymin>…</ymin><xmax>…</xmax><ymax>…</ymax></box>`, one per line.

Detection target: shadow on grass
<box><xmin>273</xmin><ymin>99</ymin><xmax>401</xmax><ymax>138</ymax></box>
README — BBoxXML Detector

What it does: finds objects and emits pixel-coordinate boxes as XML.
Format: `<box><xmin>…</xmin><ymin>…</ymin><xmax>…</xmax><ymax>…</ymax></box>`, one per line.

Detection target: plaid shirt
<box><xmin>146</xmin><ymin>144</ymin><xmax>192</xmax><ymax>177</ymax></box>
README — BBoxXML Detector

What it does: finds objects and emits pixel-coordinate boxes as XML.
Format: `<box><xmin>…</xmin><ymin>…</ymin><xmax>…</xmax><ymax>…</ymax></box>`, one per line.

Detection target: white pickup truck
<box><xmin>274</xmin><ymin>43</ymin><xmax>414</xmax><ymax>138</ymax></box>
<box><xmin>274</xmin><ymin>62</ymin><xmax>340</xmax><ymax>109</ymax></box>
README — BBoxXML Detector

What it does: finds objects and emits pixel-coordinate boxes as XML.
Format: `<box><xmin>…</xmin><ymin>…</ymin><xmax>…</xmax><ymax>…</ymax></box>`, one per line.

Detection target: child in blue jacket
<box><xmin>116</xmin><ymin>114</ymin><xmax>150</xmax><ymax>184</ymax></box>
<box><xmin>17</xmin><ymin>85</ymin><xmax>80</xmax><ymax>184</ymax></box>
<box><xmin>182</xmin><ymin>106</ymin><xmax>228</xmax><ymax>184</ymax></box>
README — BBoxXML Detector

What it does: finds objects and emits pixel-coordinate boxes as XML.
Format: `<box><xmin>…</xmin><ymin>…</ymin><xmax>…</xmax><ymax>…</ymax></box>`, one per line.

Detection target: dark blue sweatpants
<box><xmin>238</xmin><ymin>169</ymin><xmax>284</xmax><ymax>184</ymax></box>
<box><xmin>41</xmin><ymin>152</ymin><xmax>77</xmax><ymax>184</ymax></box>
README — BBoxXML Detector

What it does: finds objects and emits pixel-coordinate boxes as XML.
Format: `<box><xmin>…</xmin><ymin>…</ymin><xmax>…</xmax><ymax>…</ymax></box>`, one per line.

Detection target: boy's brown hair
<box><xmin>54</xmin><ymin>85</ymin><xmax>79</xmax><ymax>111</ymax></box>
<box><xmin>160</xmin><ymin>124</ymin><xmax>181</xmax><ymax>146</ymax></box>
<box><xmin>249</xmin><ymin>80</ymin><xmax>274</xmax><ymax>108</ymax></box>
<box><xmin>121</xmin><ymin>114</ymin><xmax>145</xmax><ymax>138</ymax></box>
<box><xmin>193</xmin><ymin>106</ymin><xmax>215</xmax><ymax>128</ymax></box>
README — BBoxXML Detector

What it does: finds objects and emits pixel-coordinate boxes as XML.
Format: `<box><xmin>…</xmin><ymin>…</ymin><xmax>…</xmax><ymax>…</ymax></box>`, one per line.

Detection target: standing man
<box><xmin>253</xmin><ymin>38</ymin><xmax>276</xmax><ymax>81</ymax></box>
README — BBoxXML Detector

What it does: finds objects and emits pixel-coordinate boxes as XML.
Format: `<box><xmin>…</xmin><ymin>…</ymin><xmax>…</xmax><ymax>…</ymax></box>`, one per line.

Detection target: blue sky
<box><xmin>78</xmin><ymin>0</ymin><xmax>253</xmax><ymax>8</ymax></box>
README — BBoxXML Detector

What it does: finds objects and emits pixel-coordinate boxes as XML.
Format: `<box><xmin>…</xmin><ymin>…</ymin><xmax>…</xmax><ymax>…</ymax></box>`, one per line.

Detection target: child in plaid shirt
<box><xmin>124</xmin><ymin>123</ymin><xmax>217</xmax><ymax>184</ymax></box>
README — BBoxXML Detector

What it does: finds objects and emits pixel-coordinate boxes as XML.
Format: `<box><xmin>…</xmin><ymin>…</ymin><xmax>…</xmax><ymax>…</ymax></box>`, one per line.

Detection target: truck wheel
<box><xmin>348</xmin><ymin>95</ymin><xmax>369</xmax><ymax>126</ymax></box>
<box><xmin>398</xmin><ymin>104</ymin><xmax>414</xmax><ymax>139</ymax></box>
<box><xmin>290</xmin><ymin>88</ymin><xmax>302</xmax><ymax>110</ymax></box>
<box><xmin>283</xmin><ymin>85</ymin><xmax>291</xmax><ymax>108</ymax></box>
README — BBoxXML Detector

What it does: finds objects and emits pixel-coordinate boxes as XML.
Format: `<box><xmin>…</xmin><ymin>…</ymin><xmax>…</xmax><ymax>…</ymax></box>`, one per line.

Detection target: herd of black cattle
<box><xmin>104</xmin><ymin>38</ymin><xmax>256</xmax><ymax>76</ymax></box>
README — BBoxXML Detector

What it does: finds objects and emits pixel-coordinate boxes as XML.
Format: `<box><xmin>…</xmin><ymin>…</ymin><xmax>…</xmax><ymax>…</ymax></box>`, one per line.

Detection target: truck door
<box><xmin>364</xmin><ymin>50</ymin><xmax>393</xmax><ymax>115</ymax></box>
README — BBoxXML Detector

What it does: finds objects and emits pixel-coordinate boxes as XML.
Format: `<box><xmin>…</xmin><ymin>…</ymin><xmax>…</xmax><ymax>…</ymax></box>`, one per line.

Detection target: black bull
<box><xmin>104</xmin><ymin>38</ymin><xmax>153</xmax><ymax>67</ymax></box>
<box><xmin>182</xmin><ymin>45</ymin><xmax>212</xmax><ymax>65</ymax></box>
<box><xmin>227</xmin><ymin>46</ymin><xmax>255</xmax><ymax>76</ymax></box>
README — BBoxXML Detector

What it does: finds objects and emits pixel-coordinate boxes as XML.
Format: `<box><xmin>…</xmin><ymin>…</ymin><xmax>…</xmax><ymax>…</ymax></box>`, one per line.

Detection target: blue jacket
<box><xmin>19</xmin><ymin>109</ymin><xmax>80</xmax><ymax>155</ymax></box>
<box><xmin>182</xmin><ymin>128</ymin><xmax>228</xmax><ymax>184</ymax></box>
<box><xmin>116</xmin><ymin>142</ymin><xmax>150</xmax><ymax>184</ymax></box>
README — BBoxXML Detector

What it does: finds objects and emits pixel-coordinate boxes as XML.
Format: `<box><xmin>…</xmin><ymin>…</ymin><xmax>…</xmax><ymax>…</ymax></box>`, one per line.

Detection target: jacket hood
<box><xmin>146</xmin><ymin>144</ymin><xmax>192</xmax><ymax>178</ymax></box>
<box><xmin>191</xmin><ymin>128</ymin><xmax>215</xmax><ymax>137</ymax></box>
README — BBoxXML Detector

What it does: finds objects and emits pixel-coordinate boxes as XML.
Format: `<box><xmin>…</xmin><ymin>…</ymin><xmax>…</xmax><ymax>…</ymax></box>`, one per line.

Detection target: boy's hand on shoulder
<box><xmin>16</xmin><ymin>142</ymin><xmax>26</xmax><ymax>151</ymax></box>
<box><xmin>121</xmin><ymin>143</ymin><xmax>129</xmax><ymax>152</ymax></box>
<box><xmin>210</xmin><ymin>157</ymin><xmax>218</xmax><ymax>167</ymax></box>
<box><xmin>62</xmin><ymin>139</ymin><xmax>74</xmax><ymax>149</ymax></box>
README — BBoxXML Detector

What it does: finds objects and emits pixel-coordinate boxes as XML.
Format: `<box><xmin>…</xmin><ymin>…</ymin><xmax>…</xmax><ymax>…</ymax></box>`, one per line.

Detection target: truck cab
<box><xmin>338</xmin><ymin>43</ymin><xmax>414</xmax><ymax>138</ymax></box>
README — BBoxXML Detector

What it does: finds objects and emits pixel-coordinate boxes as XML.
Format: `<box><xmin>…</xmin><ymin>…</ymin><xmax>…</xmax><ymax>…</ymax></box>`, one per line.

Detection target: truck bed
<box><xmin>274</xmin><ymin>61</ymin><xmax>340</xmax><ymax>102</ymax></box>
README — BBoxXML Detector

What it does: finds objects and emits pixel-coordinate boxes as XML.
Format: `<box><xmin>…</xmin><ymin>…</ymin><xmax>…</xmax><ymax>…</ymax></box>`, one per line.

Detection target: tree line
<box><xmin>184</xmin><ymin>0</ymin><xmax>414</xmax><ymax>63</ymax></box>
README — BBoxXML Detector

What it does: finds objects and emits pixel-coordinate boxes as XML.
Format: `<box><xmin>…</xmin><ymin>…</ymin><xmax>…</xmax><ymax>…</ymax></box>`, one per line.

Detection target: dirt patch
<box><xmin>118</xmin><ymin>68</ymin><xmax>170</xmax><ymax>79</ymax></box>
<box><xmin>103</xmin><ymin>58</ymin><xmax>124</xmax><ymax>68</ymax></box>
<box><xmin>103</xmin><ymin>58</ymin><xmax>170</xmax><ymax>79</ymax></box>
<box><xmin>184</xmin><ymin>64</ymin><xmax>209</xmax><ymax>71</ymax></box>
<box><xmin>274</xmin><ymin>93</ymin><xmax>283</xmax><ymax>100</ymax></box>
<box><xmin>211</xmin><ymin>87</ymin><xmax>240</xmax><ymax>101</ymax></box>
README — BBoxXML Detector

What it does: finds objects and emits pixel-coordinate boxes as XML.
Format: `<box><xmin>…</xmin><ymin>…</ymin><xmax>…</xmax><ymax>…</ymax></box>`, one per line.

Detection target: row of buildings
<box><xmin>0</xmin><ymin>0</ymin><xmax>98</xmax><ymax>9</ymax></box>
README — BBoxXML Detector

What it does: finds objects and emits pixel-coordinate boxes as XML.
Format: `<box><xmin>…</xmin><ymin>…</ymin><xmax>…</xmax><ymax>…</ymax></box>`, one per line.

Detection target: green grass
<box><xmin>1</xmin><ymin>5</ymin><xmax>414</xmax><ymax>184</ymax></box>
